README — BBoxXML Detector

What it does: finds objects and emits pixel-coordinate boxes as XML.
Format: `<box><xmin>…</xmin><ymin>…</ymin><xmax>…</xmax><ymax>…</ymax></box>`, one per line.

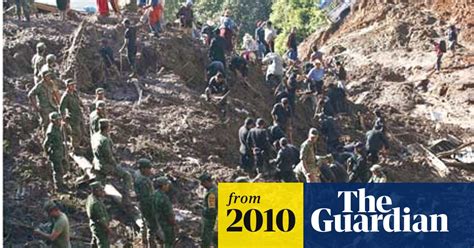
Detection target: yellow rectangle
<box><xmin>218</xmin><ymin>183</ymin><xmax>303</xmax><ymax>248</ymax></box>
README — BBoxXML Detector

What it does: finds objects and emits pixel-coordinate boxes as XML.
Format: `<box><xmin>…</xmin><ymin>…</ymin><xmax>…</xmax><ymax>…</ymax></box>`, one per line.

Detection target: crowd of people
<box><xmin>15</xmin><ymin>1</ymin><xmax>462</xmax><ymax>247</ymax></box>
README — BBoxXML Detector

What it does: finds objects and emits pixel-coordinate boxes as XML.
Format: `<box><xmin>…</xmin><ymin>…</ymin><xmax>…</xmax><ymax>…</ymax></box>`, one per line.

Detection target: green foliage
<box><xmin>194</xmin><ymin>0</ymin><xmax>272</xmax><ymax>41</ymax></box>
<box><xmin>270</xmin><ymin>0</ymin><xmax>327</xmax><ymax>53</ymax></box>
<box><xmin>164</xmin><ymin>0</ymin><xmax>185</xmax><ymax>22</ymax></box>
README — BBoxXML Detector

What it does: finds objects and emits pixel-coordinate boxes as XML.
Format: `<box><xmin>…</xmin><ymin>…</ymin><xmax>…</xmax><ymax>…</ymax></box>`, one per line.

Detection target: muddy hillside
<box><xmin>2</xmin><ymin>1</ymin><xmax>473</xmax><ymax>247</ymax></box>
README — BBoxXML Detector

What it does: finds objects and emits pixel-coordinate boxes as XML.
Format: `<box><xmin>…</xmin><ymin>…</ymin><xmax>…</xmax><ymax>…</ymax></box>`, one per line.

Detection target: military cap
<box><xmin>98</xmin><ymin>119</ymin><xmax>110</xmax><ymax>128</ymax></box>
<box><xmin>198</xmin><ymin>173</ymin><xmax>212</xmax><ymax>182</ymax></box>
<box><xmin>43</xmin><ymin>200</ymin><xmax>58</xmax><ymax>212</ymax></box>
<box><xmin>95</xmin><ymin>88</ymin><xmax>105</xmax><ymax>94</ymax></box>
<box><xmin>36</xmin><ymin>42</ymin><xmax>46</xmax><ymax>50</ymax></box>
<box><xmin>90</xmin><ymin>181</ymin><xmax>104</xmax><ymax>190</ymax></box>
<box><xmin>156</xmin><ymin>176</ymin><xmax>171</xmax><ymax>186</ymax></box>
<box><xmin>309</xmin><ymin>128</ymin><xmax>319</xmax><ymax>137</ymax></box>
<box><xmin>138</xmin><ymin>158</ymin><xmax>152</xmax><ymax>169</ymax></box>
<box><xmin>46</xmin><ymin>54</ymin><xmax>56</xmax><ymax>63</ymax></box>
<box><xmin>64</xmin><ymin>78</ymin><xmax>75</xmax><ymax>86</ymax></box>
<box><xmin>370</xmin><ymin>164</ymin><xmax>383</xmax><ymax>172</ymax></box>
<box><xmin>49</xmin><ymin>112</ymin><xmax>61</xmax><ymax>120</ymax></box>
<box><xmin>235</xmin><ymin>176</ymin><xmax>250</xmax><ymax>183</ymax></box>
<box><xmin>95</xmin><ymin>100</ymin><xmax>106</xmax><ymax>109</ymax></box>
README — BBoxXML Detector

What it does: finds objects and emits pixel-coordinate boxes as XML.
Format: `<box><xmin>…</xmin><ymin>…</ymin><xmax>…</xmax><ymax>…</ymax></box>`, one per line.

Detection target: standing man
<box><xmin>176</xmin><ymin>1</ymin><xmax>194</xmax><ymax>35</ymax></box>
<box><xmin>219</xmin><ymin>8</ymin><xmax>237</xmax><ymax>53</ymax></box>
<box><xmin>29</xmin><ymin>70</ymin><xmax>58</xmax><ymax>132</ymax></box>
<box><xmin>43</xmin><ymin>112</ymin><xmax>67</xmax><ymax>191</ymax></box>
<box><xmin>430</xmin><ymin>39</ymin><xmax>445</xmax><ymax>73</ymax></box>
<box><xmin>86</xmin><ymin>182</ymin><xmax>111</xmax><ymax>248</ymax></box>
<box><xmin>254</xmin><ymin>21</ymin><xmax>266</xmax><ymax>58</ymax></box>
<box><xmin>91</xmin><ymin>119</ymin><xmax>133</xmax><ymax>196</ymax></box>
<box><xmin>90</xmin><ymin>88</ymin><xmax>106</xmax><ymax>112</ymax></box>
<box><xmin>365</xmin><ymin>125</ymin><xmax>389</xmax><ymax>164</ymax></box>
<box><xmin>154</xmin><ymin>176</ymin><xmax>176</xmax><ymax>248</ymax></box>
<box><xmin>238</xmin><ymin>118</ymin><xmax>255</xmax><ymax>173</ymax></box>
<box><xmin>246</xmin><ymin>118</ymin><xmax>272</xmax><ymax>175</ymax></box>
<box><xmin>264</xmin><ymin>21</ymin><xmax>277</xmax><ymax>53</ymax></box>
<box><xmin>209</xmin><ymin>29</ymin><xmax>227</xmax><ymax>67</ymax></box>
<box><xmin>60</xmin><ymin>79</ymin><xmax>86</xmax><ymax>150</ymax></box>
<box><xmin>34</xmin><ymin>200</ymin><xmax>71</xmax><ymax>247</ymax></box>
<box><xmin>40</xmin><ymin>54</ymin><xmax>61</xmax><ymax>104</ymax></box>
<box><xmin>286</xmin><ymin>27</ymin><xmax>298</xmax><ymax>61</ymax></box>
<box><xmin>199</xmin><ymin>173</ymin><xmax>218</xmax><ymax>248</ymax></box>
<box><xmin>271</xmin><ymin>98</ymin><xmax>292</xmax><ymax>142</ymax></box>
<box><xmin>145</xmin><ymin>0</ymin><xmax>164</xmax><ymax>37</ymax></box>
<box><xmin>90</xmin><ymin>101</ymin><xmax>107</xmax><ymax>136</ymax></box>
<box><xmin>16</xmin><ymin>0</ymin><xmax>31</xmax><ymax>21</ymax></box>
<box><xmin>32</xmin><ymin>42</ymin><xmax>47</xmax><ymax>84</ymax></box>
<box><xmin>298</xmin><ymin>128</ymin><xmax>320</xmax><ymax>182</ymax></box>
<box><xmin>119</xmin><ymin>19</ymin><xmax>138</xmax><ymax>77</ymax></box>
<box><xmin>334</xmin><ymin>61</ymin><xmax>347</xmax><ymax>89</ymax></box>
<box><xmin>56</xmin><ymin>0</ymin><xmax>68</xmax><ymax>21</ymax></box>
<box><xmin>319</xmin><ymin>114</ymin><xmax>341</xmax><ymax>154</ymax></box>
<box><xmin>270</xmin><ymin>138</ymin><xmax>298</xmax><ymax>182</ymax></box>
<box><xmin>310</xmin><ymin>45</ymin><xmax>324</xmax><ymax>63</ymax></box>
<box><xmin>446</xmin><ymin>25</ymin><xmax>459</xmax><ymax>56</ymax></box>
<box><xmin>134</xmin><ymin>158</ymin><xmax>160</xmax><ymax>248</ymax></box>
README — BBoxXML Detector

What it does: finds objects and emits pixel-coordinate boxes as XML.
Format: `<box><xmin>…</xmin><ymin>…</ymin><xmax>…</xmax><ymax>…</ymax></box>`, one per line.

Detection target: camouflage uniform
<box><xmin>60</xmin><ymin>84</ymin><xmax>85</xmax><ymax>149</ymax></box>
<box><xmin>202</xmin><ymin>185</ymin><xmax>218</xmax><ymax>248</ymax></box>
<box><xmin>42</xmin><ymin>112</ymin><xmax>66</xmax><ymax>190</ymax></box>
<box><xmin>154</xmin><ymin>179</ymin><xmax>175</xmax><ymax>248</ymax></box>
<box><xmin>134</xmin><ymin>160</ymin><xmax>160</xmax><ymax>248</ymax></box>
<box><xmin>86</xmin><ymin>185</ymin><xmax>111</xmax><ymax>248</ymax></box>
<box><xmin>299</xmin><ymin>139</ymin><xmax>319</xmax><ymax>182</ymax></box>
<box><xmin>28</xmin><ymin>79</ymin><xmax>57</xmax><ymax>131</ymax></box>
<box><xmin>31</xmin><ymin>45</ymin><xmax>46</xmax><ymax>84</ymax></box>
<box><xmin>91</xmin><ymin>128</ymin><xmax>132</xmax><ymax>191</ymax></box>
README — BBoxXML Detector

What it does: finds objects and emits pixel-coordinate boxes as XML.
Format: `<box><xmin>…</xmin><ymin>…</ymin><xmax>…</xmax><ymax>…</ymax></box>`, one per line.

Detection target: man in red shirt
<box><xmin>430</xmin><ymin>39</ymin><xmax>444</xmax><ymax>72</ymax></box>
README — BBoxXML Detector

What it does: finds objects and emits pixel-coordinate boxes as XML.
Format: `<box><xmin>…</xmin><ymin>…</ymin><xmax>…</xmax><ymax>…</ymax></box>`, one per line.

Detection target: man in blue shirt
<box><xmin>306</xmin><ymin>60</ymin><xmax>325</xmax><ymax>94</ymax></box>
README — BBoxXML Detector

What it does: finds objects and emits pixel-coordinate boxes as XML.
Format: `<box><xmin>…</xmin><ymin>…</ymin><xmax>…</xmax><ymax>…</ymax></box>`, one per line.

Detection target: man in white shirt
<box><xmin>264</xmin><ymin>21</ymin><xmax>277</xmax><ymax>53</ymax></box>
<box><xmin>262</xmin><ymin>52</ymin><xmax>283</xmax><ymax>87</ymax></box>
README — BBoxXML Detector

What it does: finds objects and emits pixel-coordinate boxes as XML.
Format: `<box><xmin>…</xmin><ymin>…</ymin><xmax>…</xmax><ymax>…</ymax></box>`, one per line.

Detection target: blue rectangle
<box><xmin>304</xmin><ymin>183</ymin><xmax>474</xmax><ymax>248</ymax></box>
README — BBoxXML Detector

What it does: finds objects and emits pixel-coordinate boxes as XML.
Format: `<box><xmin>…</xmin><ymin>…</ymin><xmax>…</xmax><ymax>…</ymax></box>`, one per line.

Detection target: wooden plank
<box><xmin>420</xmin><ymin>145</ymin><xmax>449</xmax><ymax>177</ymax></box>
<box><xmin>70</xmin><ymin>153</ymin><xmax>96</xmax><ymax>179</ymax></box>
<box><xmin>34</xmin><ymin>3</ymin><xmax>59</xmax><ymax>13</ymax></box>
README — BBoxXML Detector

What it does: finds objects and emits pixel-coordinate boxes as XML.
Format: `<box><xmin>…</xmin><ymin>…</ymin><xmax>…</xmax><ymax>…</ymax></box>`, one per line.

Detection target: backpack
<box><xmin>439</xmin><ymin>40</ymin><xmax>447</xmax><ymax>53</ymax></box>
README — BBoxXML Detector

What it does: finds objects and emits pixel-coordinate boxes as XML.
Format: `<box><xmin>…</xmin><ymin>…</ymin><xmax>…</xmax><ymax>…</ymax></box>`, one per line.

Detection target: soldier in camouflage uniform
<box><xmin>296</xmin><ymin>128</ymin><xmax>320</xmax><ymax>183</ymax></box>
<box><xmin>28</xmin><ymin>70</ymin><xmax>58</xmax><ymax>132</ymax></box>
<box><xmin>154</xmin><ymin>176</ymin><xmax>176</xmax><ymax>248</ymax></box>
<box><xmin>60</xmin><ymin>79</ymin><xmax>86</xmax><ymax>150</ymax></box>
<box><xmin>90</xmin><ymin>88</ymin><xmax>105</xmax><ymax>112</ymax></box>
<box><xmin>134</xmin><ymin>158</ymin><xmax>161</xmax><ymax>248</ymax></box>
<box><xmin>199</xmin><ymin>173</ymin><xmax>218</xmax><ymax>248</ymax></box>
<box><xmin>90</xmin><ymin>101</ymin><xmax>107</xmax><ymax>136</ymax></box>
<box><xmin>91</xmin><ymin>119</ymin><xmax>133</xmax><ymax>195</ymax></box>
<box><xmin>86</xmin><ymin>181</ymin><xmax>111</xmax><ymax>248</ymax></box>
<box><xmin>31</xmin><ymin>42</ymin><xmax>47</xmax><ymax>84</ymax></box>
<box><xmin>40</xmin><ymin>54</ymin><xmax>61</xmax><ymax>105</ymax></box>
<box><xmin>42</xmin><ymin>112</ymin><xmax>67</xmax><ymax>191</ymax></box>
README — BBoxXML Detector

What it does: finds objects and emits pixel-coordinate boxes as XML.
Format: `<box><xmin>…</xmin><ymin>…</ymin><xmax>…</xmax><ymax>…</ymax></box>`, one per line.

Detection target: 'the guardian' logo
<box><xmin>311</xmin><ymin>188</ymin><xmax>449</xmax><ymax>233</ymax></box>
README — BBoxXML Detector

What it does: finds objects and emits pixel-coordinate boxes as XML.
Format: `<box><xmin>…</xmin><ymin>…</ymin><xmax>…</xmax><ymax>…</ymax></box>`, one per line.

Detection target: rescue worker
<box><xmin>219</xmin><ymin>8</ymin><xmax>237</xmax><ymax>53</ymax></box>
<box><xmin>270</xmin><ymin>138</ymin><xmax>298</xmax><ymax>182</ymax></box>
<box><xmin>40</xmin><ymin>54</ymin><xmax>61</xmax><ymax>105</ymax></box>
<box><xmin>262</xmin><ymin>51</ymin><xmax>284</xmax><ymax>87</ymax></box>
<box><xmin>199</xmin><ymin>173</ymin><xmax>218</xmax><ymax>248</ymax></box>
<box><xmin>205</xmin><ymin>72</ymin><xmax>229</xmax><ymax>101</ymax></box>
<box><xmin>295</xmin><ymin>128</ymin><xmax>320</xmax><ymax>182</ymax></box>
<box><xmin>247</xmin><ymin>118</ymin><xmax>272</xmax><ymax>175</ymax></box>
<box><xmin>119</xmin><ymin>19</ymin><xmax>138</xmax><ymax>77</ymax></box>
<box><xmin>60</xmin><ymin>79</ymin><xmax>86</xmax><ymax>150</ymax></box>
<box><xmin>90</xmin><ymin>88</ymin><xmax>106</xmax><ymax>112</ymax></box>
<box><xmin>86</xmin><ymin>181</ymin><xmax>111</xmax><ymax>248</ymax></box>
<box><xmin>28</xmin><ymin>70</ymin><xmax>58</xmax><ymax>132</ymax></box>
<box><xmin>368</xmin><ymin>164</ymin><xmax>388</xmax><ymax>183</ymax></box>
<box><xmin>271</xmin><ymin>98</ymin><xmax>292</xmax><ymax>140</ymax></box>
<box><xmin>319</xmin><ymin>114</ymin><xmax>341</xmax><ymax>154</ymax></box>
<box><xmin>209</xmin><ymin>28</ymin><xmax>227</xmax><ymax>67</ymax></box>
<box><xmin>32</xmin><ymin>42</ymin><xmax>47</xmax><ymax>84</ymax></box>
<box><xmin>176</xmin><ymin>1</ymin><xmax>194</xmax><ymax>35</ymax></box>
<box><xmin>365</xmin><ymin>125</ymin><xmax>389</xmax><ymax>163</ymax></box>
<box><xmin>91</xmin><ymin>119</ymin><xmax>133</xmax><ymax>196</ymax></box>
<box><xmin>238</xmin><ymin>118</ymin><xmax>255</xmax><ymax>173</ymax></box>
<box><xmin>134</xmin><ymin>158</ymin><xmax>160</xmax><ymax>248</ymax></box>
<box><xmin>16</xmin><ymin>0</ymin><xmax>31</xmax><ymax>21</ymax></box>
<box><xmin>90</xmin><ymin>101</ymin><xmax>107</xmax><ymax>136</ymax></box>
<box><xmin>43</xmin><ymin>112</ymin><xmax>67</xmax><ymax>191</ymax></box>
<box><xmin>347</xmin><ymin>142</ymin><xmax>370</xmax><ymax>183</ymax></box>
<box><xmin>154</xmin><ymin>176</ymin><xmax>176</xmax><ymax>248</ymax></box>
<box><xmin>34</xmin><ymin>200</ymin><xmax>71</xmax><ymax>247</ymax></box>
<box><xmin>268</xmin><ymin>121</ymin><xmax>286</xmax><ymax>145</ymax></box>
